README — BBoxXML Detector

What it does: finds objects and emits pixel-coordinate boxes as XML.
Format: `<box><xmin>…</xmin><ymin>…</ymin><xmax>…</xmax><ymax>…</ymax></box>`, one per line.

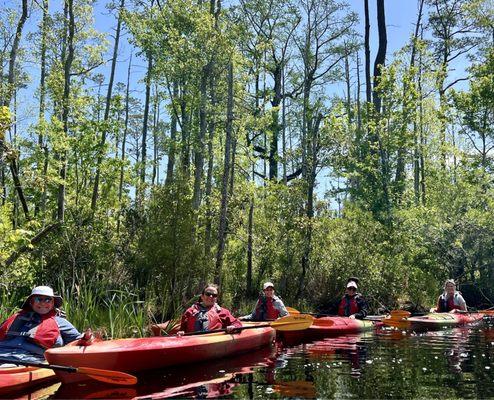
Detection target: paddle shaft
<box><xmin>0</xmin><ymin>357</ymin><xmax>77</xmax><ymax>373</ymax></box>
<box><xmin>183</xmin><ymin>315</ymin><xmax>314</xmax><ymax>336</ymax></box>
<box><xmin>184</xmin><ymin>324</ymin><xmax>271</xmax><ymax>336</ymax></box>
<box><xmin>0</xmin><ymin>357</ymin><xmax>138</xmax><ymax>385</ymax></box>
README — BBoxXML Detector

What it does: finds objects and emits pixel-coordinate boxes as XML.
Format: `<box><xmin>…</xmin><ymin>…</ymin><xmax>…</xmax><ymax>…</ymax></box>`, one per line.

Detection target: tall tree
<box><xmin>91</xmin><ymin>0</ymin><xmax>125</xmax><ymax>211</ymax></box>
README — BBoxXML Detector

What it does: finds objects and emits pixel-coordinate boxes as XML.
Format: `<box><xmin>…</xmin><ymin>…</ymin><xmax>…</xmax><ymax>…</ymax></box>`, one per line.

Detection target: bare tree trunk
<box><xmin>139</xmin><ymin>52</ymin><xmax>153</xmax><ymax>199</ymax></box>
<box><xmin>246</xmin><ymin>192</ymin><xmax>254</xmax><ymax>296</ymax></box>
<box><xmin>180</xmin><ymin>85</ymin><xmax>190</xmax><ymax>176</ymax></box>
<box><xmin>36</xmin><ymin>0</ymin><xmax>49</xmax><ymax>218</ymax></box>
<box><xmin>165</xmin><ymin>81</ymin><xmax>178</xmax><ymax>185</ymax></box>
<box><xmin>364</xmin><ymin>0</ymin><xmax>371</xmax><ymax>105</ymax></box>
<box><xmin>151</xmin><ymin>84</ymin><xmax>159</xmax><ymax>185</ymax></box>
<box><xmin>204</xmin><ymin>74</ymin><xmax>216</xmax><ymax>263</ymax></box>
<box><xmin>1</xmin><ymin>0</ymin><xmax>30</xmax><ymax>221</ymax></box>
<box><xmin>192</xmin><ymin>63</ymin><xmax>211</xmax><ymax>210</ymax></box>
<box><xmin>91</xmin><ymin>0</ymin><xmax>125</xmax><ymax>211</ymax></box>
<box><xmin>214</xmin><ymin>61</ymin><xmax>234</xmax><ymax>286</ymax></box>
<box><xmin>372</xmin><ymin>0</ymin><xmax>387</xmax><ymax>113</ymax></box>
<box><xmin>57</xmin><ymin>0</ymin><xmax>75</xmax><ymax>222</ymax></box>
<box><xmin>117</xmin><ymin>53</ymin><xmax>132</xmax><ymax>235</ymax></box>
<box><xmin>395</xmin><ymin>0</ymin><xmax>424</xmax><ymax>197</ymax></box>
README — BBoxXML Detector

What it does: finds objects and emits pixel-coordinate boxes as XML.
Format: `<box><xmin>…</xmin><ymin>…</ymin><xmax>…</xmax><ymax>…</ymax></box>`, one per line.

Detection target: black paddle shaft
<box><xmin>0</xmin><ymin>357</ymin><xmax>77</xmax><ymax>373</ymax></box>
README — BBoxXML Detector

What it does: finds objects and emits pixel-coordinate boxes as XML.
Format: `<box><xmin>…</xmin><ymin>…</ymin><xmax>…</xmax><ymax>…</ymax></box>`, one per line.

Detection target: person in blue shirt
<box><xmin>0</xmin><ymin>286</ymin><xmax>93</xmax><ymax>365</ymax></box>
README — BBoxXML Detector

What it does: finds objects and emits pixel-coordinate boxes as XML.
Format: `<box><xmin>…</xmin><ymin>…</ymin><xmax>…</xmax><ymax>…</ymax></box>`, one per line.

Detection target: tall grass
<box><xmin>0</xmin><ymin>289</ymin><xmax>23</xmax><ymax>322</ymax></box>
<box><xmin>0</xmin><ymin>280</ymin><xmax>192</xmax><ymax>338</ymax></box>
<box><xmin>59</xmin><ymin>278</ymin><xmax>157</xmax><ymax>339</ymax></box>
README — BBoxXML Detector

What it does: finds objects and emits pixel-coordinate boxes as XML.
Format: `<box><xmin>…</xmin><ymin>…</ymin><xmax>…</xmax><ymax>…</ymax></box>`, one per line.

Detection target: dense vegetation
<box><xmin>0</xmin><ymin>0</ymin><xmax>493</xmax><ymax>335</ymax></box>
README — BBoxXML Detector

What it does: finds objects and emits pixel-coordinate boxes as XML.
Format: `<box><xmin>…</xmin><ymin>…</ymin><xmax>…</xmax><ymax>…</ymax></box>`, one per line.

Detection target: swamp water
<box><xmin>10</xmin><ymin>321</ymin><xmax>494</xmax><ymax>399</ymax></box>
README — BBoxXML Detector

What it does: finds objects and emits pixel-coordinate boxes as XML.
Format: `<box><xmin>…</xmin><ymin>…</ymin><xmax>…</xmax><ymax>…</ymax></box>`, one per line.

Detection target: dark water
<box><xmin>13</xmin><ymin>321</ymin><xmax>494</xmax><ymax>399</ymax></box>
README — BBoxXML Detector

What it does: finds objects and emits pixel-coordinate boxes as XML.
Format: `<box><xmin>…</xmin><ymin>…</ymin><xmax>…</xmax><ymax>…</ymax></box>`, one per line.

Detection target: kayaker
<box><xmin>434</xmin><ymin>279</ymin><xmax>467</xmax><ymax>313</ymax></box>
<box><xmin>337</xmin><ymin>278</ymin><xmax>368</xmax><ymax>319</ymax></box>
<box><xmin>0</xmin><ymin>286</ymin><xmax>93</xmax><ymax>366</ymax></box>
<box><xmin>178</xmin><ymin>284</ymin><xmax>242</xmax><ymax>335</ymax></box>
<box><xmin>240</xmin><ymin>282</ymin><xmax>288</xmax><ymax>321</ymax></box>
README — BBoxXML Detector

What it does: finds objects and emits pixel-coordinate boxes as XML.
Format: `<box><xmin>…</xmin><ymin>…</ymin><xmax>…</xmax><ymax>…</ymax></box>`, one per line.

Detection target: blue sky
<box><xmin>3</xmin><ymin>0</ymin><xmax>470</xmax><ymax>194</ymax></box>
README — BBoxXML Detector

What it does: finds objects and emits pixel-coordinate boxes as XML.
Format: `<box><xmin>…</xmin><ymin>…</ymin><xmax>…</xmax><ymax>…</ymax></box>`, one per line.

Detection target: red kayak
<box><xmin>280</xmin><ymin>316</ymin><xmax>376</xmax><ymax>344</ymax></box>
<box><xmin>0</xmin><ymin>365</ymin><xmax>56</xmax><ymax>396</ymax></box>
<box><xmin>45</xmin><ymin>326</ymin><xmax>275</xmax><ymax>384</ymax></box>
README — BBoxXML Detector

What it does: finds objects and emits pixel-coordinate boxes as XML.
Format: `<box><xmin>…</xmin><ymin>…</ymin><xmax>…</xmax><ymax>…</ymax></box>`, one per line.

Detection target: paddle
<box><xmin>0</xmin><ymin>357</ymin><xmax>137</xmax><ymax>385</ymax></box>
<box><xmin>382</xmin><ymin>310</ymin><xmax>412</xmax><ymax>329</ymax></box>
<box><xmin>184</xmin><ymin>314</ymin><xmax>314</xmax><ymax>336</ymax></box>
<box><xmin>286</xmin><ymin>306</ymin><xmax>332</xmax><ymax>317</ymax></box>
<box><xmin>287</xmin><ymin>307</ymin><xmax>365</xmax><ymax>325</ymax></box>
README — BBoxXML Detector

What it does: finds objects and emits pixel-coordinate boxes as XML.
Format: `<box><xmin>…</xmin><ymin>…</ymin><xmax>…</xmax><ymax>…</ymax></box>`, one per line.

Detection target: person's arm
<box><xmin>219</xmin><ymin>308</ymin><xmax>243</xmax><ymax>330</ymax></box>
<box><xmin>434</xmin><ymin>296</ymin><xmax>442</xmax><ymax>313</ymax></box>
<box><xmin>179</xmin><ymin>309</ymin><xmax>191</xmax><ymax>332</ymax></box>
<box><xmin>55</xmin><ymin>317</ymin><xmax>85</xmax><ymax>344</ymax></box>
<box><xmin>353</xmin><ymin>296</ymin><xmax>368</xmax><ymax>319</ymax></box>
<box><xmin>240</xmin><ymin>301</ymin><xmax>260</xmax><ymax>321</ymax></box>
<box><xmin>456</xmin><ymin>294</ymin><xmax>467</xmax><ymax>311</ymax></box>
<box><xmin>275</xmin><ymin>298</ymin><xmax>288</xmax><ymax>318</ymax></box>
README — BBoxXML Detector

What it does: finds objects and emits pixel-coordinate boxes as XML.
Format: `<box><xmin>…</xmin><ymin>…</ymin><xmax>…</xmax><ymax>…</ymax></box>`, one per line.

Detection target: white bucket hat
<box><xmin>263</xmin><ymin>282</ymin><xmax>275</xmax><ymax>290</ymax></box>
<box><xmin>22</xmin><ymin>286</ymin><xmax>63</xmax><ymax>309</ymax></box>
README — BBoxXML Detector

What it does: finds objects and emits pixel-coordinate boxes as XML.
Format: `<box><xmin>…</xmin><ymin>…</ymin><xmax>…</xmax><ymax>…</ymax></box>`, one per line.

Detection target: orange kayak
<box><xmin>45</xmin><ymin>326</ymin><xmax>275</xmax><ymax>384</ymax></box>
<box><xmin>0</xmin><ymin>365</ymin><xmax>56</xmax><ymax>396</ymax></box>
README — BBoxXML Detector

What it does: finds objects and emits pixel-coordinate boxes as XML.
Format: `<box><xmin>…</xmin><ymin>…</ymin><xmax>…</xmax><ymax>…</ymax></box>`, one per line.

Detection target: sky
<box><xmin>2</xmin><ymin>0</ymin><xmax>470</xmax><ymax>197</ymax></box>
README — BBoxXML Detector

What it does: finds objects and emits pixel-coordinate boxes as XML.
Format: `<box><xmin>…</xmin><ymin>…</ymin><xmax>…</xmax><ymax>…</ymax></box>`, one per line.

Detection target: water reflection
<box><xmin>9</xmin><ymin>323</ymin><xmax>494</xmax><ymax>399</ymax></box>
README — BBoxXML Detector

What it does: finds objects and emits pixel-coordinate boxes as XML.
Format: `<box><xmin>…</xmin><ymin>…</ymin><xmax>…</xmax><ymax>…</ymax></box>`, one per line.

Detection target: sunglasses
<box><xmin>33</xmin><ymin>296</ymin><xmax>53</xmax><ymax>304</ymax></box>
<box><xmin>203</xmin><ymin>292</ymin><xmax>218</xmax><ymax>298</ymax></box>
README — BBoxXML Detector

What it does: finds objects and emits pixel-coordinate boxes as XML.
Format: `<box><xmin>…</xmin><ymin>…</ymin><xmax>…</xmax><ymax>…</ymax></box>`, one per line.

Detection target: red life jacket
<box><xmin>255</xmin><ymin>297</ymin><xmax>279</xmax><ymax>320</ymax></box>
<box><xmin>185</xmin><ymin>304</ymin><xmax>223</xmax><ymax>332</ymax></box>
<box><xmin>438</xmin><ymin>293</ymin><xmax>462</xmax><ymax>312</ymax></box>
<box><xmin>0</xmin><ymin>310</ymin><xmax>60</xmax><ymax>349</ymax></box>
<box><xmin>338</xmin><ymin>296</ymin><xmax>360</xmax><ymax>317</ymax></box>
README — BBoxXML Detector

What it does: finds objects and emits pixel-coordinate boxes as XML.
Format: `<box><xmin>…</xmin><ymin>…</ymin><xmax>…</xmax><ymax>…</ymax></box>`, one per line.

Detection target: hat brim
<box><xmin>22</xmin><ymin>295</ymin><xmax>63</xmax><ymax>310</ymax></box>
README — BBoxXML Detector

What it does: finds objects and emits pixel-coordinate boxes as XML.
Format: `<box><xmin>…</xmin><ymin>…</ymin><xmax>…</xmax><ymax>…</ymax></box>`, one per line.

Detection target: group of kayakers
<box><xmin>0</xmin><ymin>278</ymin><xmax>468</xmax><ymax>366</ymax></box>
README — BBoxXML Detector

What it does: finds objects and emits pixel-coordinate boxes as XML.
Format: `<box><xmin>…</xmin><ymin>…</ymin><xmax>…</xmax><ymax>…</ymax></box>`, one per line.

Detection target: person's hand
<box><xmin>430</xmin><ymin>307</ymin><xmax>437</xmax><ymax>313</ymax></box>
<box><xmin>226</xmin><ymin>325</ymin><xmax>241</xmax><ymax>334</ymax></box>
<box><xmin>79</xmin><ymin>328</ymin><xmax>94</xmax><ymax>346</ymax></box>
<box><xmin>450</xmin><ymin>309</ymin><xmax>458</xmax><ymax>313</ymax></box>
<box><xmin>176</xmin><ymin>330</ymin><xmax>185</xmax><ymax>336</ymax></box>
<box><xmin>349</xmin><ymin>314</ymin><xmax>356</xmax><ymax>319</ymax></box>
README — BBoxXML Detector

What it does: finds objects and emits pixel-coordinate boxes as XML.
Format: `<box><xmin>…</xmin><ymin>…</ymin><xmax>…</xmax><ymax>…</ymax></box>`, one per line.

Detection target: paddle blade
<box><xmin>270</xmin><ymin>315</ymin><xmax>314</xmax><ymax>331</ymax></box>
<box><xmin>390</xmin><ymin>310</ymin><xmax>411</xmax><ymax>318</ymax></box>
<box><xmin>286</xmin><ymin>306</ymin><xmax>301</xmax><ymax>314</ymax></box>
<box><xmin>382</xmin><ymin>319</ymin><xmax>410</xmax><ymax>329</ymax></box>
<box><xmin>76</xmin><ymin>367</ymin><xmax>137</xmax><ymax>385</ymax></box>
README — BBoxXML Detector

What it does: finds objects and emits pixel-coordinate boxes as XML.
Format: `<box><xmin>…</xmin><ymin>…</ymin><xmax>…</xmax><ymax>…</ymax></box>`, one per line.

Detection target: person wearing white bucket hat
<box><xmin>337</xmin><ymin>278</ymin><xmax>368</xmax><ymax>320</ymax></box>
<box><xmin>241</xmin><ymin>282</ymin><xmax>288</xmax><ymax>321</ymax></box>
<box><xmin>0</xmin><ymin>285</ymin><xmax>93</xmax><ymax>364</ymax></box>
